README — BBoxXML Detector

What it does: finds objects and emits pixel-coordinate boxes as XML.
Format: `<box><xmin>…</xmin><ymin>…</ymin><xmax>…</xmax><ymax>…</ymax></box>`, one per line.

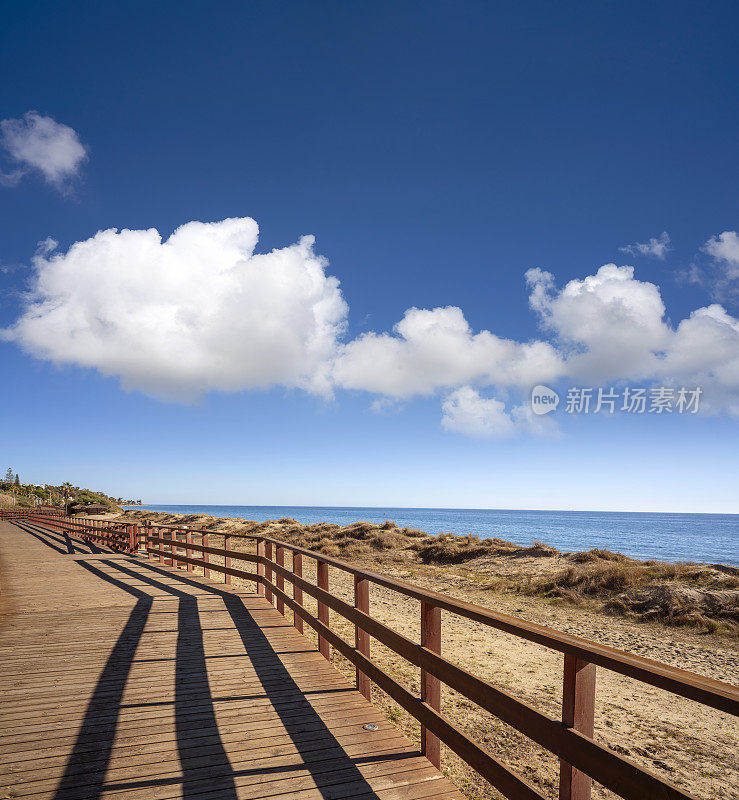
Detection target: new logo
<box><xmin>531</xmin><ymin>385</ymin><xmax>559</xmax><ymax>415</ymax></box>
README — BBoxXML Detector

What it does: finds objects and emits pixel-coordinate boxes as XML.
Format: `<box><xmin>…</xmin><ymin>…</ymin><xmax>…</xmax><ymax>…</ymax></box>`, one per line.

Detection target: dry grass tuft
<box><xmin>606</xmin><ymin>585</ymin><xmax>739</xmax><ymax>635</ymax></box>
<box><xmin>519</xmin><ymin>558</ymin><xmax>739</xmax><ymax>635</ymax></box>
<box><xmin>415</xmin><ymin>534</ymin><xmax>559</xmax><ymax>564</ymax></box>
<box><xmin>569</xmin><ymin>548</ymin><xmax>627</xmax><ymax>563</ymax></box>
<box><xmin>415</xmin><ymin>533</ymin><xmax>494</xmax><ymax>564</ymax></box>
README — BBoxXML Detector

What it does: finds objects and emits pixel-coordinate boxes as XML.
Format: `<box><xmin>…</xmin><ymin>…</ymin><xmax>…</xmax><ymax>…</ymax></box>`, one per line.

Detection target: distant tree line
<box><xmin>0</xmin><ymin>468</ymin><xmax>136</xmax><ymax>511</ymax></box>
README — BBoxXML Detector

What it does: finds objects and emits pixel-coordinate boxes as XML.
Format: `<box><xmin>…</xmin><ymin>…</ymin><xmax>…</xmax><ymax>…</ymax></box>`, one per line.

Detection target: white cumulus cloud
<box><xmin>619</xmin><ymin>231</ymin><xmax>671</xmax><ymax>259</ymax></box>
<box><xmin>333</xmin><ymin>305</ymin><xmax>564</xmax><ymax>398</ymax></box>
<box><xmin>0</xmin><ymin>111</ymin><xmax>87</xmax><ymax>190</ymax></box>
<box><xmin>2</xmin><ymin>218</ymin><xmax>348</xmax><ymax>400</ymax></box>
<box><xmin>662</xmin><ymin>304</ymin><xmax>739</xmax><ymax>416</ymax></box>
<box><xmin>527</xmin><ymin>264</ymin><xmax>671</xmax><ymax>382</ymax></box>
<box><xmin>527</xmin><ymin>264</ymin><xmax>739</xmax><ymax>416</ymax></box>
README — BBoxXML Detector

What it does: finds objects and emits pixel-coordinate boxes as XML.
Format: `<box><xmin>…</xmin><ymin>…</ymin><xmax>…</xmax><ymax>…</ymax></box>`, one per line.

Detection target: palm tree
<box><xmin>61</xmin><ymin>482</ymin><xmax>73</xmax><ymax>511</ymax></box>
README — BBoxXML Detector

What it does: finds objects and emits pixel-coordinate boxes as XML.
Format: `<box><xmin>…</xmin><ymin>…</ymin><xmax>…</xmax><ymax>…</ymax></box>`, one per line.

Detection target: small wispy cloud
<box><xmin>0</xmin><ymin>111</ymin><xmax>87</xmax><ymax>192</ymax></box>
<box><xmin>704</xmin><ymin>231</ymin><xmax>739</xmax><ymax>279</ymax></box>
<box><xmin>688</xmin><ymin>230</ymin><xmax>739</xmax><ymax>304</ymax></box>
<box><xmin>440</xmin><ymin>387</ymin><xmax>560</xmax><ymax>438</ymax></box>
<box><xmin>441</xmin><ymin>387</ymin><xmax>516</xmax><ymax>438</ymax></box>
<box><xmin>369</xmin><ymin>397</ymin><xmax>403</xmax><ymax>414</ymax></box>
<box><xmin>620</xmin><ymin>231</ymin><xmax>671</xmax><ymax>260</ymax></box>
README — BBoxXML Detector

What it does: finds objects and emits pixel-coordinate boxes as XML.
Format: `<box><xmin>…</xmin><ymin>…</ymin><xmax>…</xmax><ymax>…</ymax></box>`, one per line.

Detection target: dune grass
<box><xmin>119</xmin><ymin>509</ymin><xmax>739</xmax><ymax>636</ymax></box>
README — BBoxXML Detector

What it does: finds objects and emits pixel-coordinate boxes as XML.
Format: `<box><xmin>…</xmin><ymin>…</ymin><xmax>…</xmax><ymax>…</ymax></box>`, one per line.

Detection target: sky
<box><xmin>1</xmin><ymin>1</ymin><xmax>738</xmax><ymax>512</ymax></box>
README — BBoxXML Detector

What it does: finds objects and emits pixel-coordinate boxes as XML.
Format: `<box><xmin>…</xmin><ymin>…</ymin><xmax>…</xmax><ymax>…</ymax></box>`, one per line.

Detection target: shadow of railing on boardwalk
<box><xmin>49</xmin><ymin>567</ymin><xmax>153</xmax><ymax>800</ymax></box>
<box><xmin>12</xmin><ymin>520</ymin><xmax>105</xmax><ymax>555</ymax></box>
<box><xmin>51</xmin><ymin>556</ymin><xmax>387</xmax><ymax>798</ymax></box>
<box><xmin>51</xmin><ymin>559</ymin><xmax>237</xmax><ymax>800</ymax></box>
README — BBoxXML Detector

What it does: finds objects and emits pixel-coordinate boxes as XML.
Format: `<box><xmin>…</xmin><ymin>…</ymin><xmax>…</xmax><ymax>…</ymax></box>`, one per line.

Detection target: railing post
<box><xmin>317</xmin><ymin>559</ymin><xmax>330</xmax><ymax>660</ymax></box>
<box><xmin>264</xmin><ymin>541</ymin><xmax>273</xmax><ymax>604</ymax></box>
<box><xmin>186</xmin><ymin>529</ymin><xmax>193</xmax><ymax>571</ymax></box>
<box><xmin>159</xmin><ymin>529</ymin><xmax>166</xmax><ymax>564</ymax></box>
<box><xmin>276</xmin><ymin>546</ymin><xmax>285</xmax><ymax>614</ymax></box>
<box><xmin>224</xmin><ymin>535</ymin><xmax>232</xmax><ymax>585</ymax></box>
<box><xmin>354</xmin><ymin>575</ymin><xmax>371</xmax><ymax>701</ymax></box>
<box><xmin>421</xmin><ymin>601</ymin><xmax>441</xmax><ymax>769</ymax></box>
<box><xmin>559</xmin><ymin>655</ymin><xmax>596</xmax><ymax>800</ymax></box>
<box><xmin>127</xmin><ymin>524</ymin><xmax>136</xmax><ymax>554</ymax></box>
<box><xmin>292</xmin><ymin>552</ymin><xmax>303</xmax><ymax>633</ymax></box>
<box><xmin>145</xmin><ymin>523</ymin><xmax>154</xmax><ymax>559</ymax></box>
<box><xmin>174</xmin><ymin>529</ymin><xmax>184</xmax><ymax>568</ymax></box>
<box><xmin>202</xmin><ymin>531</ymin><xmax>210</xmax><ymax>579</ymax></box>
<box><xmin>256</xmin><ymin>539</ymin><xmax>265</xmax><ymax>596</ymax></box>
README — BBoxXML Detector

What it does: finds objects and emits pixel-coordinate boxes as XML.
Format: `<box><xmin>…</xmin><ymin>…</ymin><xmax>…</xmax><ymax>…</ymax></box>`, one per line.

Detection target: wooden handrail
<box><xmin>5</xmin><ymin>511</ymin><xmax>737</xmax><ymax>800</ymax></box>
<box><xmin>136</xmin><ymin>523</ymin><xmax>738</xmax><ymax>715</ymax></box>
<box><xmin>2</xmin><ymin>509</ymin><xmax>141</xmax><ymax>553</ymax></box>
<box><xmin>0</xmin><ymin>506</ymin><xmax>63</xmax><ymax>517</ymax></box>
<box><xmin>259</xmin><ymin>560</ymin><xmax>703</xmax><ymax>800</ymax></box>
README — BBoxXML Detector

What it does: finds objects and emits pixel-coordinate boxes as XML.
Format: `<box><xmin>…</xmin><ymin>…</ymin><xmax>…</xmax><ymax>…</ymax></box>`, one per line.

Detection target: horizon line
<box><xmin>123</xmin><ymin>503</ymin><xmax>739</xmax><ymax>517</ymax></box>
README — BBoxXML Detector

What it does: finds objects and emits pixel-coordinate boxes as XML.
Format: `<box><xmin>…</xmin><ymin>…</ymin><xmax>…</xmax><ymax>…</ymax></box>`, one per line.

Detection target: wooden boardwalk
<box><xmin>0</xmin><ymin>521</ymin><xmax>463</xmax><ymax>800</ymax></box>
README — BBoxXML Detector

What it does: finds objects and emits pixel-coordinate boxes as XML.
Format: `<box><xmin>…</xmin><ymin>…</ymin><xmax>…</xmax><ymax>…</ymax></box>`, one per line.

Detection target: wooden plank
<box><xmin>4</xmin><ymin>713</ymin><xmax>407</xmax><ymax>780</ymax></box>
<box><xmin>0</xmin><ymin>699</ymin><xmax>384</xmax><ymax>759</ymax></box>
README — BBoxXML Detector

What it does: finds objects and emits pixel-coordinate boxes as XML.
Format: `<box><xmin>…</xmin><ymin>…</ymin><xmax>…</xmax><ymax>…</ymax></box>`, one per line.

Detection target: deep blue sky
<box><xmin>1</xmin><ymin>1</ymin><xmax>737</xmax><ymax>511</ymax></box>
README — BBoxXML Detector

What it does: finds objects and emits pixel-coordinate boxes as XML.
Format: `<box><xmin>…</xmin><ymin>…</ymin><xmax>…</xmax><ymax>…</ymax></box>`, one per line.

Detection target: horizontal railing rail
<box><xmin>2</xmin><ymin>508</ymin><xmax>141</xmax><ymax>552</ymax></box>
<box><xmin>0</xmin><ymin>506</ymin><xmax>63</xmax><ymax>518</ymax></box>
<box><xmin>4</xmin><ymin>511</ymin><xmax>737</xmax><ymax>800</ymax></box>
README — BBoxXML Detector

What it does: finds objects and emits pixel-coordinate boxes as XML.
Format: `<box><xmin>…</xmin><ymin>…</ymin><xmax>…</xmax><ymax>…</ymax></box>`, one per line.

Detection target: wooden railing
<box><xmin>1</xmin><ymin>508</ymin><xmax>142</xmax><ymax>552</ymax></box>
<box><xmin>4</xmin><ymin>511</ymin><xmax>738</xmax><ymax>800</ymax></box>
<box><xmin>1</xmin><ymin>505</ymin><xmax>63</xmax><ymax>518</ymax></box>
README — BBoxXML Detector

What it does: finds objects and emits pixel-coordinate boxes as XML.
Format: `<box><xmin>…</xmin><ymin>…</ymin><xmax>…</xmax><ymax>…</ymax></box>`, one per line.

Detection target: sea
<box><xmin>122</xmin><ymin>505</ymin><xmax>739</xmax><ymax>567</ymax></box>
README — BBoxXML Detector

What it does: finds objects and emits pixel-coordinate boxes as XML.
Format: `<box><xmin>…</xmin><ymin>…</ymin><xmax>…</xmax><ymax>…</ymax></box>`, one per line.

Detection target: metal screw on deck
<box><xmin>362</xmin><ymin>723</ymin><xmax>378</xmax><ymax>731</ymax></box>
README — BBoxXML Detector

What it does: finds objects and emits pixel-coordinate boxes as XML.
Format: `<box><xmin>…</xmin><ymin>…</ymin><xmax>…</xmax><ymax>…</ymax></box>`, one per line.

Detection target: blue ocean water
<box><xmin>123</xmin><ymin>505</ymin><xmax>739</xmax><ymax>566</ymax></box>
